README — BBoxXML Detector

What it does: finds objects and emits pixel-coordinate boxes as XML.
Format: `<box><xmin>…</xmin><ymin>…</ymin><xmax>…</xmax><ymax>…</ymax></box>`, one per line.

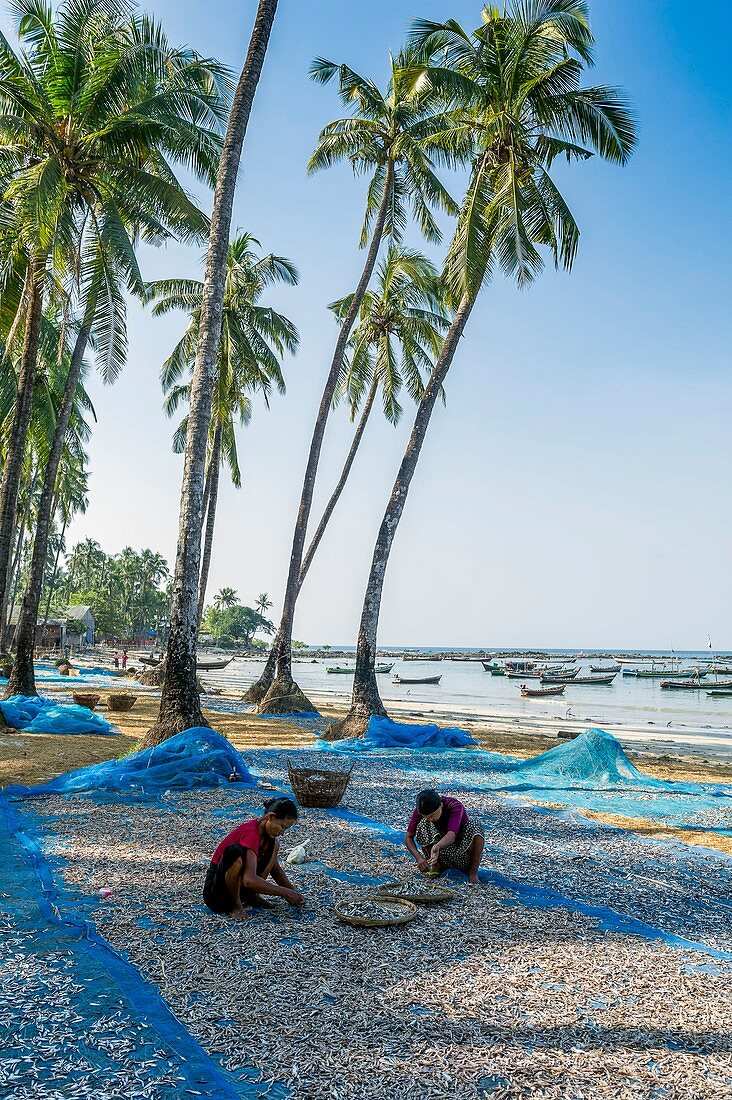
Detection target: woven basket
<box><xmin>373</xmin><ymin>881</ymin><xmax>454</xmax><ymax>905</ymax></box>
<box><xmin>107</xmin><ymin>693</ymin><xmax>137</xmax><ymax>713</ymax></box>
<box><xmin>72</xmin><ymin>692</ymin><xmax>100</xmax><ymax>711</ymax></box>
<box><xmin>335</xmin><ymin>896</ymin><xmax>417</xmax><ymax>928</ymax></box>
<box><xmin>287</xmin><ymin>759</ymin><xmax>353</xmax><ymax>808</ymax></box>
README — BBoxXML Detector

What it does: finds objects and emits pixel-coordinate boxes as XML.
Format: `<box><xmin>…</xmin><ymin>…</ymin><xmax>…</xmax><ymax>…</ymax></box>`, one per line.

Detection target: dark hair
<box><xmin>417</xmin><ymin>789</ymin><xmax>442</xmax><ymax>815</ymax></box>
<box><xmin>263</xmin><ymin>796</ymin><xmax>299</xmax><ymax>820</ymax></box>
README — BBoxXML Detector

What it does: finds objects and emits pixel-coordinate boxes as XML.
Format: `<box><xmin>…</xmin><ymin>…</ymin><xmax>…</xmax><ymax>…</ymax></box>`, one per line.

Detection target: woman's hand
<box><xmin>415</xmin><ymin>857</ymin><xmax>429</xmax><ymax>872</ymax></box>
<box><xmin>283</xmin><ymin>887</ymin><xmax>305</xmax><ymax>907</ymax></box>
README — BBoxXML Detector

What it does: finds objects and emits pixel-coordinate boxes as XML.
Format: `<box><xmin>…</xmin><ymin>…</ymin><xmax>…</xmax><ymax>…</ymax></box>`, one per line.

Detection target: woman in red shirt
<box><xmin>203</xmin><ymin>797</ymin><xmax>305</xmax><ymax>919</ymax></box>
<box><xmin>404</xmin><ymin>789</ymin><xmax>484</xmax><ymax>885</ymax></box>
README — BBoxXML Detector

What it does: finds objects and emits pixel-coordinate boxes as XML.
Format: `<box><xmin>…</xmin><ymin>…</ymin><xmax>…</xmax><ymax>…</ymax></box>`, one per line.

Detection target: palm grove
<box><xmin>0</xmin><ymin>0</ymin><xmax>635</xmax><ymax>742</ymax></box>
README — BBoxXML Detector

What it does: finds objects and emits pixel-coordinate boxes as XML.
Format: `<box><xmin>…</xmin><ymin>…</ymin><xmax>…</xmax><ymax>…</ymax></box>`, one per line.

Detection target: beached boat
<box><xmin>393</xmin><ymin>674</ymin><xmax>442</xmax><ymax>685</ymax></box>
<box><xmin>138</xmin><ymin>654</ymin><xmax>233</xmax><ymax>671</ymax></box>
<box><xmin>327</xmin><ymin>663</ymin><xmax>394</xmax><ymax>675</ymax></box>
<box><xmin>520</xmin><ymin>684</ymin><xmax>565</xmax><ymax>697</ymax></box>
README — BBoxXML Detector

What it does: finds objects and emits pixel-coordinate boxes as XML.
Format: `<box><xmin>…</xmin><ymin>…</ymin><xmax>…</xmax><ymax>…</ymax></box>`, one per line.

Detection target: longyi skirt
<box><xmin>415</xmin><ymin>815</ymin><xmax>484</xmax><ymax>872</ymax></box>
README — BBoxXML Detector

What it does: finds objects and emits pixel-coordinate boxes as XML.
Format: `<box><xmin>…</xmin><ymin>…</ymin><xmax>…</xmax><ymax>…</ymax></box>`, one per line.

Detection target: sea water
<box><xmin>202</xmin><ymin>649</ymin><xmax>732</xmax><ymax>752</ymax></box>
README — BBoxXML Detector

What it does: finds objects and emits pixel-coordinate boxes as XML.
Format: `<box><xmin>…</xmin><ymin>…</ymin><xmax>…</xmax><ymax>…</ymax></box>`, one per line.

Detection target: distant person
<box><xmin>121</xmin><ymin>650</ymin><xmax>127</xmax><ymax>670</ymax></box>
<box><xmin>113</xmin><ymin>651</ymin><xmax>119</xmax><ymax>669</ymax></box>
<box><xmin>203</xmin><ymin>797</ymin><xmax>305</xmax><ymax>919</ymax></box>
<box><xmin>404</xmin><ymin>789</ymin><xmax>484</xmax><ymax>885</ymax></box>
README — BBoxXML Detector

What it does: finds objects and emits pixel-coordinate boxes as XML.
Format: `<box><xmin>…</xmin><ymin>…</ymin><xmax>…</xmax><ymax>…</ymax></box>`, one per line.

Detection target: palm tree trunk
<box><xmin>257</xmin><ymin>162</ymin><xmax>395</xmax><ymax>714</ymax></box>
<box><xmin>330</xmin><ymin>292</ymin><xmax>476</xmax><ymax>739</ymax></box>
<box><xmin>197</xmin><ymin>424</ymin><xmax>222</xmax><ymax>626</ymax></box>
<box><xmin>146</xmin><ymin>0</ymin><xmax>279</xmax><ymax>746</ymax></box>
<box><xmin>244</xmin><ymin>381</ymin><xmax>378</xmax><ymax>705</ymax></box>
<box><xmin>2</xmin><ymin>513</ymin><xmax>25</xmax><ymax>647</ymax></box>
<box><xmin>0</xmin><ymin>257</ymin><xmax>43</xmax><ymax>640</ymax></box>
<box><xmin>299</xmin><ymin>376</ymin><xmax>378</xmax><ymax>586</ymax></box>
<box><xmin>43</xmin><ymin>518</ymin><xmax>67</xmax><ymax>631</ymax></box>
<box><xmin>7</xmin><ymin>322</ymin><xmax>91</xmax><ymax>697</ymax></box>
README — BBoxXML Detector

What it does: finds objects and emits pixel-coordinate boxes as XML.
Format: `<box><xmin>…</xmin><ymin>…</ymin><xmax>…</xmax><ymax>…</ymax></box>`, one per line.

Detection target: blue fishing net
<box><xmin>318</xmin><ymin>713</ymin><xmax>478</xmax><ymax>751</ymax></box>
<box><xmin>0</xmin><ymin>694</ymin><xmax>116</xmax><ymax>736</ymax></box>
<box><xmin>6</xmin><ymin>727</ymin><xmax>256</xmax><ymax>799</ymax></box>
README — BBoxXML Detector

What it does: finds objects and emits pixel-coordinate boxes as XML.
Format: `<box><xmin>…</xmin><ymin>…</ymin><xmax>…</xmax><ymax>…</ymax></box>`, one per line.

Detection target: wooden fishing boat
<box><xmin>590</xmin><ymin>664</ymin><xmax>620</xmax><ymax>673</ymax></box>
<box><xmin>506</xmin><ymin>670</ymin><xmax>541</xmax><ymax>679</ymax></box>
<box><xmin>327</xmin><ymin>663</ymin><xmax>394</xmax><ymax>675</ymax></box>
<box><xmin>393</xmin><ymin>674</ymin><xmax>442</xmax><ymax>686</ymax></box>
<box><xmin>542</xmin><ymin>672</ymin><xmax>616</xmax><ymax>685</ymax></box>
<box><xmin>706</xmin><ymin>688</ymin><xmax>732</xmax><ymax>697</ymax></box>
<box><xmin>504</xmin><ymin>660</ymin><xmax>535</xmax><ymax>672</ymax></box>
<box><xmin>197</xmin><ymin>657</ymin><xmax>234</xmax><ymax>671</ymax></box>
<box><xmin>626</xmin><ymin>667</ymin><xmax>704</xmax><ymax>679</ymax></box>
<box><xmin>663</xmin><ymin>677</ymin><xmax>732</xmax><ymax>690</ymax></box>
<box><xmin>490</xmin><ymin>668</ymin><xmax>506</xmax><ymax>676</ymax></box>
<box><xmin>481</xmin><ymin>661</ymin><xmax>501</xmax><ymax>672</ymax></box>
<box><xmin>520</xmin><ymin>684</ymin><xmax>565</xmax><ymax>697</ymax></box>
<box><xmin>138</xmin><ymin>654</ymin><xmax>233</xmax><ymax>671</ymax></box>
<box><xmin>541</xmin><ymin>667</ymin><xmax>580</xmax><ymax>681</ymax></box>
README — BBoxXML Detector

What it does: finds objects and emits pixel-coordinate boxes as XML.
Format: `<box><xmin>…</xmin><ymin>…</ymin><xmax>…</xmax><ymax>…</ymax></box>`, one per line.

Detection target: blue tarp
<box><xmin>6</xmin><ymin>727</ymin><xmax>256</xmax><ymax>799</ymax></box>
<box><xmin>318</xmin><ymin>713</ymin><xmax>479</xmax><ymax>752</ymax></box>
<box><xmin>0</xmin><ymin>694</ymin><xmax>116</xmax><ymax>736</ymax></box>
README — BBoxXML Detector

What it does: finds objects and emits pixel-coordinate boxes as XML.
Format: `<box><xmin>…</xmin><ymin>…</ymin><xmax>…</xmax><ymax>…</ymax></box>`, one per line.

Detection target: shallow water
<box><xmin>207</xmin><ymin>651</ymin><xmax>732</xmax><ymax>741</ymax></box>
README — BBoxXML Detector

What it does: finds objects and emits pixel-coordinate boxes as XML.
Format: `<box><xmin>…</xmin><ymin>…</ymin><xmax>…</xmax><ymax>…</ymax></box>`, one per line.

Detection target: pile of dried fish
<box><xmin>375</xmin><ymin>880</ymin><xmax>453</xmax><ymax>902</ymax></box>
<box><xmin>336</xmin><ymin>897</ymin><xmax>416</xmax><ymax>925</ymax></box>
<box><xmin>18</xmin><ymin>746</ymin><xmax>732</xmax><ymax>1100</ymax></box>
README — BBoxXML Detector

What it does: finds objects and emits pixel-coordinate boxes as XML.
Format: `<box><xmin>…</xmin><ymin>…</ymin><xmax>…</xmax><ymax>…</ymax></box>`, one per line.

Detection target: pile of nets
<box><xmin>320</xmin><ymin>714</ymin><xmax>478</xmax><ymax>752</ymax></box>
<box><xmin>0</xmin><ymin>694</ymin><xmax>115</xmax><ymax>736</ymax></box>
<box><xmin>6</xmin><ymin>727</ymin><xmax>256</xmax><ymax>798</ymax></box>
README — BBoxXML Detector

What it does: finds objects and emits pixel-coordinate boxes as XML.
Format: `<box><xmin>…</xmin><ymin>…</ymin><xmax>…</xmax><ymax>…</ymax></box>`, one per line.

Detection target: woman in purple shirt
<box><xmin>404</xmin><ymin>789</ymin><xmax>484</xmax><ymax>884</ymax></box>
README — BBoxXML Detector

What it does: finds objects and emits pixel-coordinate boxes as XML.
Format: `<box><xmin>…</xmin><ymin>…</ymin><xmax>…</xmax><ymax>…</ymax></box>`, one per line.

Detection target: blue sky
<box><xmin>23</xmin><ymin>0</ymin><xmax>731</xmax><ymax>648</ymax></box>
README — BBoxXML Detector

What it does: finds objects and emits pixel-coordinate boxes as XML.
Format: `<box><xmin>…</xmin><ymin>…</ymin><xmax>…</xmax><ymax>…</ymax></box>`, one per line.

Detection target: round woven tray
<box><xmin>373</xmin><ymin>881</ymin><xmax>455</xmax><ymax>905</ymax></box>
<box><xmin>107</xmin><ymin>693</ymin><xmax>137</xmax><ymax>712</ymax></box>
<box><xmin>335</xmin><ymin>896</ymin><xmax>417</xmax><ymax>928</ymax></box>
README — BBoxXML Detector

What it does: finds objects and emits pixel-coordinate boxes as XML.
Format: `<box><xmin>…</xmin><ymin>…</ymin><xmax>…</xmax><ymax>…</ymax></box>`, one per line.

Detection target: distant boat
<box><xmin>543</xmin><ymin>672</ymin><xmax>616</xmax><ymax>685</ymax></box>
<box><xmin>506</xmin><ymin>670</ymin><xmax>541</xmax><ymax>679</ymax></box>
<box><xmin>663</xmin><ymin>677</ymin><xmax>732</xmax><ymax>690</ymax></box>
<box><xmin>393</xmin><ymin>674</ymin><xmax>442</xmax><ymax>686</ymax></box>
<box><xmin>490</xmin><ymin>668</ymin><xmax>506</xmax><ymax>676</ymax></box>
<box><xmin>481</xmin><ymin>661</ymin><xmax>501</xmax><ymax>672</ymax></box>
<box><xmin>625</xmin><ymin>667</ymin><xmax>705</xmax><ymax>679</ymax></box>
<box><xmin>403</xmin><ymin>654</ymin><xmax>441</xmax><ymax>662</ymax></box>
<box><xmin>327</xmin><ymin>663</ymin><xmax>394</xmax><ymax>675</ymax></box>
<box><xmin>504</xmin><ymin>660</ymin><xmax>535</xmax><ymax>672</ymax></box>
<box><xmin>590</xmin><ymin>663</ymin><xmax>620</xmax><ymax>673</ymax></box>
<box><xmin>138</xmin><ymin>654</ymin><xmax>233</xmax><ymax>671</ymax></box>
<box><xmin>540</xmin><ymin>667</ymin><xmax>580</xmax><ymax>682</ymax></box>
<box><xmin>520</xmin><ymin>684</ymin><xmax>565</xmax><ymax>697</ymax></box>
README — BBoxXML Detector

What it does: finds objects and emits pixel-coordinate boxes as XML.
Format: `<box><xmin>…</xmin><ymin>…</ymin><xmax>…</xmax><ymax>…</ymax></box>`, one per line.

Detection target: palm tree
<box><xmin>2</xmin><ymin>0</ymin><xmax>230</xmax><ymax>697</ymax></box>
<box><xmin>336</xmin><ymin>0</ymin><xmax>637</xmax><ymax>736</ymax></box>
<box><xmin>255</xmin><ymin>592</ymin><xmax>273</xmax><ymax>618</ymax></box>
<box><xmin>213</xmin><ymin>587</ymin><xmax>238</xmax><ymax>611</ymax></box>
<box><xmin>147</xmin><ymin>231</ymin><xmax>298</xmax><ymax>624</ymax></box>
<box><xmin>147</xmin><ymin>0</ymin><xmax>280</xmax><ymax>747</ymax></box>
<box><xmin>252</xmin><ymin>51</ymin><xmax>458</xmax><ymax>713</ymax></box>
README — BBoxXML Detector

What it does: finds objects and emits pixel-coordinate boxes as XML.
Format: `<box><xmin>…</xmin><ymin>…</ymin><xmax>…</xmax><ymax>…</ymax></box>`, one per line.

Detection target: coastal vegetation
<box><xmin>0</xmin><ymin>0</ymin><xmax>635</xmax><ymax>746</ymax></box>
